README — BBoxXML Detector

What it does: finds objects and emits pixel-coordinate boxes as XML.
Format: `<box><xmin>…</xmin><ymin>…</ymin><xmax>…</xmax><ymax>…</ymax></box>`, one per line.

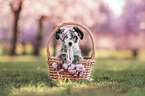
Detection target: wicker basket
<box><xmin>46</xmin><ymin>22</ymin><xmax>95</xmax><ymax>81</ymax></box>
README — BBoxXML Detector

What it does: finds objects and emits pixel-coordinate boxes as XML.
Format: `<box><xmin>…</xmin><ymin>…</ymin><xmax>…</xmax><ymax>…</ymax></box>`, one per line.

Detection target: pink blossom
<box><xmin>68</xmin><ymin>67</ymin><xmax>76</xmax><ymax>74</ymax></box>
<box><xmin>68</xmin><ymin>67</ymin><xmax>71</xmax><ymax>71</ymax></box>
<box><xmin>52</xmin><ymin>62</ymin><xmax>57</xmax><ymax>69</ymax></box>
<box><xmin>74</xmin><ymin>74</ymin><xmax>78</xmax><ymax>76</ymax></box>
<box><xmin>79</xmin><ymin>72</ymin><xmax>83</xmax><ymax>76</ymax></box>
<box><xmin>76</xmin><ymin>64</ymin><xmax>85</xmax><ymax>72</ymax></box>
<box><xmin>58</xmin><ymin>69</ymin><xmax>64</xmax><ymax>72</ymax></box>
<box><xmin>74</xmin><ymin>72</ymin><xmax>79</xmax><ymax>76</ymax></box>
<box><xmin>70</xmin><ymin>70</ymin><xmax>76</xmax><ymax>74</ymax></box>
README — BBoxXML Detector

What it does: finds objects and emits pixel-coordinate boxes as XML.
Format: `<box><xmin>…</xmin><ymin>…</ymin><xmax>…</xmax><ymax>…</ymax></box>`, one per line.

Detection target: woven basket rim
<box><xmin>47</xmin><ymin>56</ymin><xmax>95</xmax><ymax>62</ymax></box>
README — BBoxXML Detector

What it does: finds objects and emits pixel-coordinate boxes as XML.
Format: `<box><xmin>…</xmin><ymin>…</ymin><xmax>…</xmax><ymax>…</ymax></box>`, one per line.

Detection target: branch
<box><xmin>10</xmin><ymin>0</ymin><xmax>23</xmax><ymax>13</ymax></box>
<box><xmin>17</xmin><ymin>0</ymin><xmax>23</xmax><ymax>12</ymax></box>
<box><xmin>10</xmin><ymin>2</ymin><xmax>15</xmax><ymax>12</ymax></box>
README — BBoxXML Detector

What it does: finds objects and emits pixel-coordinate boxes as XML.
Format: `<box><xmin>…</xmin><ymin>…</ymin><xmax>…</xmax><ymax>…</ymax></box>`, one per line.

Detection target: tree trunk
<box><xmin>10</xmin><ymin>14</ymin><xmax>19</xmax><ymax>55</ymax></box>
<box><xmin>33</xmin><ymin>16</ymin><xmax>44</xmax><ymax>56</ymax></box>
<box><xmin>9</xmin><ymin>1</ymin><xmax>22</xmax><ymax>55</ymax></box>
<box><xmin>22</xmin><ymin>42</ymin><xmax>26</xmax><ymax>55</ymax></box>
<box><xmin>132</xmin><ymin>49</ymin><xmax>138</xmax><ymax>59</ymax></box>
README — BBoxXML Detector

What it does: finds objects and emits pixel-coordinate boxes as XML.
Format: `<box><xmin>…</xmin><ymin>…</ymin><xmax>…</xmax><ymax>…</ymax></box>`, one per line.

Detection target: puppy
<box><xmin>55</xmin><ymin>27</ymin><xmax>84</xmax><ymax>70</ymax></box>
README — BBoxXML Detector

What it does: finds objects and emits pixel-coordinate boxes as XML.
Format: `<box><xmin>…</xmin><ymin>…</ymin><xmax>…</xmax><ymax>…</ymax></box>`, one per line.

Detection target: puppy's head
<box><xmin>55</xmin><ymin>27</ymin><xmax>84</xmax><ymax>48</ymax></box>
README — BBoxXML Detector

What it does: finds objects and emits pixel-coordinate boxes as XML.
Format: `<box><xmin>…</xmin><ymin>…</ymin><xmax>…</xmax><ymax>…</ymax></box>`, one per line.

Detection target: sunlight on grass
<box><xmin>138</xmin><ymin>50</ymin><xmax>145</xmax><ymax>61</ymax></box>
<box><xmin>16</xmin><ymin>43</ymin><xmax>24</xmax><ymax>55</ymax></box>
<box><xmin>0</xmin><ymin>45</ymin><xmax>2</xmax><ymax>55</ymax></box>
<box><xmin>10</xmin><ymin>80</ymin><xmax>117</xmax><ymax>96</ymax></box>
<box><xmin>40</xmin><ymin>46</ymin><xmax>54</xmax><ymax>57</ymax></box>
<box><xmin>0</xmin><ymin>62</ymin><xmax>48</xmax><ymax>72</ymax></box>
<box><xmin>93</xmin><ymin>59</ymin><xmax>145</xmax><ymax>71</ymax></box>
<box><xmin>95</xmin><ymin>49</ymin><xmax>132</xmax><ymax>59</ymax></box>
<box><xmin>10</xmin><ymin>83</ymin><xmax>65</xmax><ymax>96</ymax></box>
<box><xmin>24</xmin><ymin>44</ymin><xmax>33</xmax><ymax>55</ymax></box>
<box><xmin>0</xmin><ymin>56</ymin><xmax>45</xmax><ymax>62</ymax></box>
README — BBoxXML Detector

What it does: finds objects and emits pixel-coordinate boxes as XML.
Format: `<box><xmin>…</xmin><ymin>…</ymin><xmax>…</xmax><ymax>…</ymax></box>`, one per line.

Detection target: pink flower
<box><xmin>76</xmin><ymin>64</ymin><xmax>85</xmax><ymax>72</ymax></box>
<box><xmin>70</xmin><ymin>70</ymin><xmax>76</xmax><ymax>74</ymax></box>
<box><xmin>68</xmin><ymin>67</ymin><xmax>71</xmax><ymax>71</ymax></box>
<box><xmin>74</xmin><ymin>72</ymin><xmax>79</xmax><ymax>76</ymax></box>
<box><xmin>52</xmin><ymin>62</ymin><xmax>57</xmax><ymax>69</ymax></box>
<box><xmin>79</xmin><ymin>72</ymin><xmax>83</xmax><ymax>76</ymax></box>
<box><xmin>58</xmin><ymin>69</ymin><xmax>64</xmax><ymax>72</ymax></box>
<box><xmin>74</xmin><ymin>74</ymin><xmax>78</xmax><ymax>76</ymax></box>
<box><xmin>68</xmin><ymin>67</ymin><xmax>76</xmax><ymax>74</ymax></box>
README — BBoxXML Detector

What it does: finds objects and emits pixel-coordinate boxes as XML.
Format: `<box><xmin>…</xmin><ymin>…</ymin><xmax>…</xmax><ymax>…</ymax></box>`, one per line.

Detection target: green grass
<box><xmin>0</xmin><ymin>56</ymin><xmax>145</xmax><ymax>96</ymax></box>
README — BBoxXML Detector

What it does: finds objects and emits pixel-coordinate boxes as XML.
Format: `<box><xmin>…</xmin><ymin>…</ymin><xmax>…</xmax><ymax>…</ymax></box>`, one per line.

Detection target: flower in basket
<box><xmin>68</xmin><ymin>67</ymin><xmax>76</xmax><ymax>74</ymax></box>
<box><xmin>73</xmin><ymin>64</ymin><xmax>85</xmax><ymax>76</ymax></box>
<box><xmin>73</xmin><ymin>71</ymin><xmax>83</xmax><ymax>77</ymax></box>
<box><xmin>52</xmin><ymin>62</ymin><xmax>57</xmax><ymax>69</ymax></box>
<box><xmin>79</xmin><ymin>71</ymin><xmax>83</xmax><ymax>76</ymax></box>
<box><xmin>76</xmin><ymin>64</ymin><xmax>85</xmax><ymax>76</ymax></box>
<box><xmin>74</xmin><ymin>73</ymin><xmax>78</xmax><ymax>77</ymax></box>
<box><xmin>58</xmin><ymin>69</ymin><xmax>64</xmax><ymax>72</ymax></box>
<box><xmin>76</xmin><ymin>64</ymin><xmax>85</xmax><ymax>72</ymax></box>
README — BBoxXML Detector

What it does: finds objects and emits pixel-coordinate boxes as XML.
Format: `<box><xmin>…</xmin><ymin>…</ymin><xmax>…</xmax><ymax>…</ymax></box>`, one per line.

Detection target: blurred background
<box><xmin>0</xmin><ymin>0</ymin><xmax>145</xmax><ymax>60</ymax></box>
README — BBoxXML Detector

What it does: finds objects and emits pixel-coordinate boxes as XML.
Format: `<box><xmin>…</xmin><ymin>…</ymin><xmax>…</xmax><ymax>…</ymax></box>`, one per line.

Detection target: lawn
<box><xmin>0</xmin><ymin>56</ymin><xmax>145</xmax><ymax>96</ymax></box>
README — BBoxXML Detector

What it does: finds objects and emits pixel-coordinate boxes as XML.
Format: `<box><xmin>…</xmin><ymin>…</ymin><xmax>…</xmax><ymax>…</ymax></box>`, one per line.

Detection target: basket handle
<box><xmin>47</xmin><ymin>22</ymin><xmax>96</xmax><ymax>60</ymax></box>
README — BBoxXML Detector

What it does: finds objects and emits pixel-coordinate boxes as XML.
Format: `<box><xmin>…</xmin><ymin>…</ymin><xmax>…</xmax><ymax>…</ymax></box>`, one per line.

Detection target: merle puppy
<box><xmin>55</xmin><ymin>27</ymin><xmax>84</xmax><ymax>70</ymax></box>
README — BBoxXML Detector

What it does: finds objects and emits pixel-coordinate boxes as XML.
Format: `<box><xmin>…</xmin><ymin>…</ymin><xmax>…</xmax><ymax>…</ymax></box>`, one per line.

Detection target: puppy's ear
<box><xmin>73</xmin><ymin>27</ymin><xmax>84</xmax><ymax>40</ymax></box>
<box><xmin>55</xmin><ymin>28</ymin><xmax>62</xmax><ymax>40</ymax></box>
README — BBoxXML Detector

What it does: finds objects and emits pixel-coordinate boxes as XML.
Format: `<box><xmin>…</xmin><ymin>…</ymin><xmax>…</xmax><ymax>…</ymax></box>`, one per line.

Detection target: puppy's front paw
<box><xmin>70</xmin><ymin>64</ymin><xmax>76</xmax><ymax>70</ymax></box>
<box><xmin>62</xmin><ymin>64</ymin><xmax>68</xmax><ymax>69</ymax></box>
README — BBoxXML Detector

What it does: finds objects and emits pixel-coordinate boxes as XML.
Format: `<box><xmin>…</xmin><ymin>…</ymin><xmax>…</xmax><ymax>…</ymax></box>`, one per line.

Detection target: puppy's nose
<box><xmin>68</xmin><ymin>42</ymin><xmax>72</xmax><ymax>46</ymax></box>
